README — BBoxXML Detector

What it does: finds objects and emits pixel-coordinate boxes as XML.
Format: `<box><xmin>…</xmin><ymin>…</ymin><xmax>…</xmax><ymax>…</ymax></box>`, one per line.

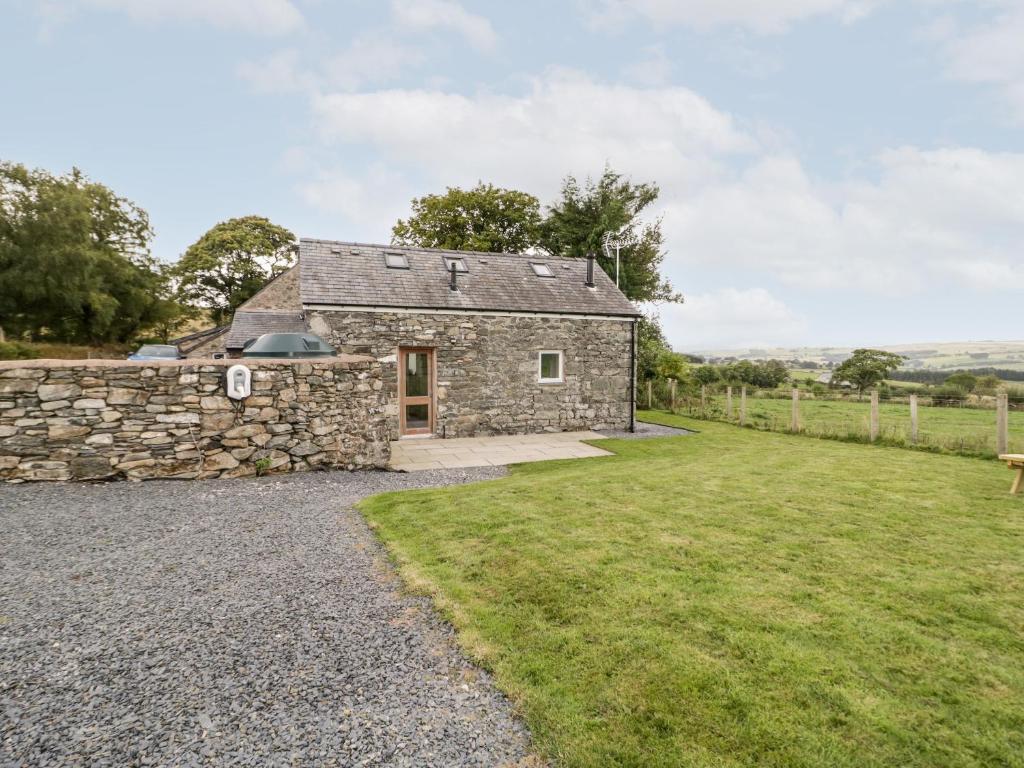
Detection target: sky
<box><xmin>2</xmin><ymin>0</ymin><xmax>1021</xmax><ymax>352</ymax></box>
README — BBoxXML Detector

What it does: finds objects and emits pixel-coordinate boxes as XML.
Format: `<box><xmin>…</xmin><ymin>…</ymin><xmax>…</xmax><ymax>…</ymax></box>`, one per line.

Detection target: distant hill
<box><xmin>691</xmin><ymin>341</ymin><xmax>1024</xmax><ymax>372</ymax></box>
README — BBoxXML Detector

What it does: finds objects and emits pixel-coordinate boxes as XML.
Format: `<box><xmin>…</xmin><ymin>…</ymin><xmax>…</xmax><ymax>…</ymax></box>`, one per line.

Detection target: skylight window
<box><xmin>530</xmin><ymin>262</ymin><xmax>554</xmax><ymax>278</ymax></box>
<box><xmin>384</xmin><ymin>252</ymin><xmax>409</xmax><ymax>269</ymax></box>
<box><xmin>443</xmin><ymin>257</ymin><xmax>468</xmax><ymax>273</ymax></box>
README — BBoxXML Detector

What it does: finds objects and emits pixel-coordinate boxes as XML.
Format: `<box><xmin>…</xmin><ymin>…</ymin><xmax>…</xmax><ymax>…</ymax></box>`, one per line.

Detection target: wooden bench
<box><xmin>999</xmin><ymin>454</ymin><xmax>1024</xmax><ymax>495</ymax></box>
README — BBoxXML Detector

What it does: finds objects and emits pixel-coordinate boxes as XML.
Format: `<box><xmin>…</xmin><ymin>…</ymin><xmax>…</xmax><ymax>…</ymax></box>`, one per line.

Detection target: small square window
<box><xmin>384</xmin><ymin>252</ymin><xmax>409</xmax><ymax>269</ymax></box>
<box><xmin>530</xmin><ymin>262</ymin><xmax>554</xmax><ymax>278</ymax></box>
<box><xmin>443</xmin><ymin>257</ymin><xmax>468</xmax><ymax>272</ymax></box>
<box><xmin>538</xmin><ymin>351</ymin><xmax>563</xmax><ymax>383</ymax></box>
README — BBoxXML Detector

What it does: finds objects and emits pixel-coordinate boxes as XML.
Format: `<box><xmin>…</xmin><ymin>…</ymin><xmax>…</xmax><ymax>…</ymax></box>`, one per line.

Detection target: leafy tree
<box><xmin>944</xmin><ymin>372</ymin><xmax>978</xmax><ymax>393</ymax></box>
<box><xmin>392</xmin><ymin>183</ymin><xmax>542</xmax><ymax>253</ymax></box>
<box><xmin>539</xmin><ymin>166</ymin><xmax>681</xmax><ymax>304</ymax></box>
<box><xmin>174</xmin><ymin>216</ymin><xmax>296</xmax><ymax>325</ymax></box>
<box><xmin>0</xmin><ymin>161</ymin><xmax>168</xmax><ymax>344</ymax></box>
<box><xmin>833</xmin><ymin>349</ymin><xmax>906</xmax><ymax>395</ymax></box>
<box><xmin>719</xmin><ymin>360</ymin><xmax>790</xmax><ymax>389</ymax></box>
<box><xmin>636</xmin><ymin>315</ymin><xmax>671</xmax><ymax>381</ymax></box>
<box><xmin>975</xmin><ymin>374</ymin><xmax>1002</xmax><ymax>394</ymax></box>
<box><xmin>693</xmin><ymin>366</ymin><xmax>720</xmax><ymax>386</ymax></box>
<box><xmin>655</xmin><ymin>350</ymin><xmax>690</xmax><ymax>382</ymax></box>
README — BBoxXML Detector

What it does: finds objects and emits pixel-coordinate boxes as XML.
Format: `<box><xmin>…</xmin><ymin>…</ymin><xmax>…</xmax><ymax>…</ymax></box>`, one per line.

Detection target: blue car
<box><xmin>127</xmin><ymin>344</ymin><xmax>183</xmax><ymax>361</ymax></box>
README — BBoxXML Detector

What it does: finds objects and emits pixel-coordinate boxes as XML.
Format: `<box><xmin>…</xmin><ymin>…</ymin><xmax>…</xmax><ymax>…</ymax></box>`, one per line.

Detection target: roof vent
<box><xmin>585</xmin><ymin>252</ymin><xmax>596</xmax><ymax>287</ymax></box>
<box><xmin>449</xmin><ymin>260</ymin><xmax>460</xmax><ymax>291</ymax></box>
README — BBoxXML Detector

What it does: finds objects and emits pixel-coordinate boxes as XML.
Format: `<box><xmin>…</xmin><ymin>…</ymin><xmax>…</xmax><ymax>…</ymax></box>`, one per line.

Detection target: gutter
<box><xmin>629</xmin><ymin>318</ymin><xmax>637</xmax><ymax>433</ymax></box>
<box><xmin>302</xmin><ymin>303</ymin><xmax>640</xmax><ymax>321</ymax></box>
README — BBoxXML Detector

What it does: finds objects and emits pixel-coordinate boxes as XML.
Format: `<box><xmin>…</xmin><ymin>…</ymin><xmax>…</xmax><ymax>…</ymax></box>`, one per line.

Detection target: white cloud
<box><xmin>323</xmin><ymin>35</ymin><xmax>426</xmax><ymax>91</ymax></box>
<box><xmin>237</xmin><ymin>49</ymin><xmax>314</xmax><ymax>93</ymax></box>
<box><xmin>587</xmin><ymin>0</ymin><xmax>882</xmax><ymax>34</ymax></box>
<box><xmin>391</xmin><ymin>0</ymin><xmax>497</xmax><ymax>51</ymax></box>
<box><xmin>43</xmin><ymin>0</ymin><xmax>304</xmax><ymax>35</ymax></box>
<box><xmin>299</xmin><ymin>165</ymin><xmax>417</xmax><ymax>240</ymax></box>
<box><xmin>931</xmin><ymin>2</ymin><xmax>1024</xmax><ymax>122</ymax></box>
<box><xmin>667</xmin><ymin>147</ymin><xmax>1024</xmax><ymax>292</ymax></box>
<box><xmin>656</xmin><ymin>288</ymin><xmax>808</xmax><ymax>349</ymax></box>
<box><xmin>623</xmin><ymin>44</ymin><xmax>673</xmax><ymax>86</ymax></box>
<box><xmin>238</xmin><ymin>35</ymin><xmax>425</xmax><ymax>94</ymax></box>
<box><xmin>310</xmin><ymin>70</ymin><xmax>755</xmax><ymax>197</ymax></box>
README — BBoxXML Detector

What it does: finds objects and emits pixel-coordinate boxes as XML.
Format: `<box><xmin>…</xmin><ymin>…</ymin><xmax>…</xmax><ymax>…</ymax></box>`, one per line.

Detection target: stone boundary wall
<box><xmin>0</xmin><ymin>357</ymin><xmax>393</xmax><ymax>483</ymax></box>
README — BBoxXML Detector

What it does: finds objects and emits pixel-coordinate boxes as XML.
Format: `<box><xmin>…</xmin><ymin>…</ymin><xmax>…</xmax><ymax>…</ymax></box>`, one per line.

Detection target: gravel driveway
<box><xmin>0</xmin><ymin>469</ymin><xmax>538</xmax><ymax>767</ymax></box>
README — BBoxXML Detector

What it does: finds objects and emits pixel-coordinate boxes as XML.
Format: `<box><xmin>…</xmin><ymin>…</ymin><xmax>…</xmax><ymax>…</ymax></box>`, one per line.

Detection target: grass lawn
<box><xmin>361</xmin><ymin>415</ymin><xmax>1024</xmax><ymax>767</ymax></box>
<box><xmin>693</xmin><ymin>395</ymin><xmax>1024</xmax><ymax>456</ymax></box>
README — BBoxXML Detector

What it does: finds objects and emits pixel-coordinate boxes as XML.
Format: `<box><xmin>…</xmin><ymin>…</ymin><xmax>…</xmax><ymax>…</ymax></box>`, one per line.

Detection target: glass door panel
<box><xmin>399</xmin><ymin>348</ymin><xmax>433</xmax><ymax>435</ymax></box>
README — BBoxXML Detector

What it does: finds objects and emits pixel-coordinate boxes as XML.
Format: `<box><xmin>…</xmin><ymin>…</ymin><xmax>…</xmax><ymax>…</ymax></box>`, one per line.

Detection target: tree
<box><xmin>0</xmin><ymin>161</ymin><xmax>169</xmax><ymax>344</ymax></box>
<box><xmin>539</xmin><ymin>166</ymin><xmax>681</xmax><ymax>304</ymax></box>
<box><xmin>174</xmin><ymin>216</ymin><xmax>296</xmax><ymax>325</ymax></box>
<box><xmin>944</xmin><ymin>372</ymin><xmax>978</xmax><ymax>393</ymax></box>
<box><xmin>833</xmin><ymin>349</ymin><xmax>906</xmax><ymax>395</ymax></box>
<box><xmin>693</xmin><ymin>366</ymin><xmax>720</xmax><ymax>386</ymax></box>
<box><xmin>392</xmin><ymin>183</ymin><xmax>542</xmax><ymax>253</ymax></box>
<box><xmin>719</xmin><ymin>360</ymin><xmax>790</xmax><ymax>389</ymax></box>
<box><xmin>975</xmin><ymin>374</ymin><xmax>1002</xmax><ymax>394</ymax></box>
<box><xmin>636</xmin><ymin>315</ymin><xmax>671</xmax><ymax>381</ymax></box>
<box><xmin>655</xmin><ymin>350</ymin><xmax>690</xmax><ymax>382</ymax></box>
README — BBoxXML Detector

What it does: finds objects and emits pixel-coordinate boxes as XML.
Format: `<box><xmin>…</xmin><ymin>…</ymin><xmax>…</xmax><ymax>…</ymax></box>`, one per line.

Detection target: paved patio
<box><xmin>390</xmin><ymin>430</ymin><xmax>613</xmax><ymax>471</ymax></box>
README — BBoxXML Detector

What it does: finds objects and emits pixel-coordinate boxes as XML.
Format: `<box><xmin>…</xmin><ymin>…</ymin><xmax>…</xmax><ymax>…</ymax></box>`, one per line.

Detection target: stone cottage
<box><xmin>219</xmin><ymin>239</ymin><xmax>640</xmax><ymax>439</ymax></box>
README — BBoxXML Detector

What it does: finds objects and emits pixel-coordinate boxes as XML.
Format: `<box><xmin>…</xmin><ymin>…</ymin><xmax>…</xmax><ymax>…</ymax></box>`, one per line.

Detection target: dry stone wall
<box><xmin>0</xmin><ymin>357</ymin><xmax>392</xmax><ymax>483</ymax></box>
<box><xmin>308</xmin><ymin>310</ymin><xmax>635</xmax><ymax>438</ymax></box>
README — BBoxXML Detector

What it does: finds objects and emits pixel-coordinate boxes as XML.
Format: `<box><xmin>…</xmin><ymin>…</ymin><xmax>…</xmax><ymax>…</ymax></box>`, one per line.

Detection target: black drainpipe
<box><xmin>629</xmin><ymin>318</ymin><xmax>636</xmax><ymax>432</ymax></box>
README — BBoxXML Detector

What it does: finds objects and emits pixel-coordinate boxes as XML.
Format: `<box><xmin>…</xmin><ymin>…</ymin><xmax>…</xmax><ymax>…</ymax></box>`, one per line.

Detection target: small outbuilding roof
<box><xmin>225</xmin><ymin>310</ymin><xmax>307</xmax><ymax>350</ymax></box>
<box><xmin>170</xmin><ymin>325</ymin><xmax>229</xmax><ymax>354</ymax></box>
<box><xmin>299</xmin><ymin>239</ymin><xmax>640</xmax><ymax>318</ymax></box>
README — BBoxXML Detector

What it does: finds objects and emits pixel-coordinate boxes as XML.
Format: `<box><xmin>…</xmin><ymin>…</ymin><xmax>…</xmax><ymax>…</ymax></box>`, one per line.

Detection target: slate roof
<box><xmin>299</xmin><ymin>239</ymin><xmax>640</xmax><ymax>317</ymax></box>
<box><xmin>170</xmin><ymin>325</ymin><xmax>229</xmax><ymax>354</ymax></box>
<box><xmin>224</xmin><ymin>310</ymin><xmax>307</xmax><ymax>350</ymax></box>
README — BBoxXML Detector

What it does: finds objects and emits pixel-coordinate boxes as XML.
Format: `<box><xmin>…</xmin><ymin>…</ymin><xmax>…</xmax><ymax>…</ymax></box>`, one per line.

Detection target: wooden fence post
<box><xmin>997</xmin><ymin>393</ymin><xmax>1009</xmax><ymax>456</ymax></box>
<box><xmin>909</xmin><ymin>394</ymin><xmax>918</xmax><ymax>445</ymax></box>
<box><xmin>726</xmin><ymin>386</ymin><xmax>733</xmax><ymax>420</ymax></box>
<box><xmin>740</xmin><ymin>386</ymin><xmax>747</xmax><ymax>426</ymax></box>
<box><xmin>870</xmin><ymin>391</ymin><xmax>880</xmax><ymax>442</ymax></box>
<box><xmin>646</xmin><ymin>379</ymin><xmax>652</xmax><ymax>410</ymax></box>
<box><xmin>670</xmin><ymin>378</ymin><xmax>677</xmax><ymax>412</ymax></box>
<box><xmin>790</xmin><ymin>388</ymin><xmax>800</xmax><ymax>433</ymax></box>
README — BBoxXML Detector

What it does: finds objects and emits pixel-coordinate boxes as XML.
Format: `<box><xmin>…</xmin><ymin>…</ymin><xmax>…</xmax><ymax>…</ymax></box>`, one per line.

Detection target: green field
<box><xmin>362</xmin><ymin>417</ymin><xmax>1024</xmax><ymax>767</ymax></box>
<box><xmin>688</xmin><ymin>394</ymin><xmax>1023</xmax><ymax>456</ymax></box>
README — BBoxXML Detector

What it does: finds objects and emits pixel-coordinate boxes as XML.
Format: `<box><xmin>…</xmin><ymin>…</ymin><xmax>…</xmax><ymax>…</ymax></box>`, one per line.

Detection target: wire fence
<box><xmin>640</xmin><ymin>379</ymin><xmax>1022</xmax><ymax>458</ymax></box>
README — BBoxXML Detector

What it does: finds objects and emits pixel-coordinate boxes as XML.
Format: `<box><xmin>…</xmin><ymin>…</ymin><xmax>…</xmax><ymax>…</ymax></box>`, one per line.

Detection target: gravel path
<box><xmin>598</xmin><ymin>421</ymin><xmax>692</xmax><ymax>440</ymax></box>
<box><xmin>0</xmin><ymin>468</ymin><xmax>540</xmax><ymax>767</ymax></box>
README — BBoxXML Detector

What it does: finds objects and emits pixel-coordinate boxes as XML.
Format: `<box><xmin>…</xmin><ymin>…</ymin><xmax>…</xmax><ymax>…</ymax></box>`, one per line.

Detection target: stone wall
<box><xmin>0</xmin><ymin>357</ymin><xmax>392</xmax><ymax>483</ymax></box>
<box><xmin>237</xmin><ymin>265</ymin><xmax>300</xmax><ymax>311</ymax></box>
<box><xmin>307</xmin><ymin>310</ymin><xmax>635</xmax><ymax>438</ymax></box>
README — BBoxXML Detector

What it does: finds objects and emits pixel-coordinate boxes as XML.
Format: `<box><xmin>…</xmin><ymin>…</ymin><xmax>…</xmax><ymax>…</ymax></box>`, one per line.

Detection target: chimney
<box><xmin>585</xmin><ymin>252</ymin><xmax>595</xmax><ymax>287</ymax></box>
<box><xmin>449</xmin><ymin>261</ymin><xmax>458</xmax><ymax>291</ymax></box>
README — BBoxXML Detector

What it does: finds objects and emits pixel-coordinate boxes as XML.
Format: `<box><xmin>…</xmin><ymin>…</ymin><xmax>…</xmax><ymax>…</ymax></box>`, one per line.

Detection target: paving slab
<box><xmin>390</xmin><ymin>431</ymin><xmax>613</xmax><ymax>471</ymax></box>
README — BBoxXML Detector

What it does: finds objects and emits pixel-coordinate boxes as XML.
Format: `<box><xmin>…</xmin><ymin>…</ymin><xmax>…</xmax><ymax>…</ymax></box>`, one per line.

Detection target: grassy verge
<box><xmin>361</xmin><ymin>416</ymin><xmax>1024</xmax><ymax>767</ymax></box>
<box><xmin>0</xmin><ymin>341</ymin><xmax>131</xmax><ymax>360</ymax></box>
<box><xmin>676</xmin><ymin>396</ymin><xmax>1023</xmax><ymax>456</ymax></box>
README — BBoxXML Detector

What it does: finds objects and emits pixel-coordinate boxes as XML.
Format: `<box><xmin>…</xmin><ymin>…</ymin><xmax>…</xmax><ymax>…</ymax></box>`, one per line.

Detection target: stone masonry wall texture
<box><xmin>307</xmin><ymin>310</ymin><xmax>634</xmax><ymax>439</ymax></box>
<box><xmin>0</xmin><ymin>358</ymin><xmax>392</xmax><ymax>483</ymax></box>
